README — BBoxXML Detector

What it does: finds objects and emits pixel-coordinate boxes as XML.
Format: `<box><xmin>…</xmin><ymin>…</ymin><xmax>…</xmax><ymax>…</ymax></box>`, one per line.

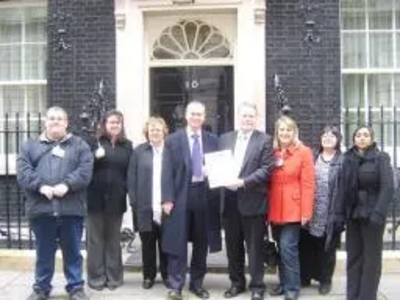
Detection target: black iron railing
<box><xmin>0</xmin><ymin>111</ymin><xmax>399</xmax><ymax>249</ymax></box>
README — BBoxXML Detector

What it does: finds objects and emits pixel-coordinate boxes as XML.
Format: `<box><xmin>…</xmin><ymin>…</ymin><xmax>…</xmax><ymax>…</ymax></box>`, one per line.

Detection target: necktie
<box><xmin>192</xmin><ymin>134</ymin><xmax>202</xmax><ymax>177</ymax></box>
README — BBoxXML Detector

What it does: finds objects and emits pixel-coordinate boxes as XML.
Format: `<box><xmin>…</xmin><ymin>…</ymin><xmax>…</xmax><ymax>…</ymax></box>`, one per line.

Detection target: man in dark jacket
<box><xmin>162</xmin><ymin>101</ymin><xmax>222</xmax><ymax>300</ymax></box>
<box><xmin>17</xmin><ymin>106</ymin><xmax>93</xmax><ymax>300</ymax></box>
<box><xmin>219</xmin><ymin>102</ymin><xmax>275</xmax><ymax>300</ymax></box>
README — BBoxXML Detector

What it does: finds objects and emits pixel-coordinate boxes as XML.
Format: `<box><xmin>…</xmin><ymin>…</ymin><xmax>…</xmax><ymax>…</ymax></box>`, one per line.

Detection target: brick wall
<box><xmin>47</xmin><ymin>0</ymin><xmax>116</xmax><ymax>133</ymax></box>
<box><xmin>265</xmin><ymin>0</ymin><xmax>341</xmax><ymax>147</ymax></box>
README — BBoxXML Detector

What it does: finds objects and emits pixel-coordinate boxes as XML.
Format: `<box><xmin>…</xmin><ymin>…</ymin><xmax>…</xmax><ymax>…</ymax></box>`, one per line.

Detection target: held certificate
<box><xmin>204</xmin><ymin>150</ymin><xmax>240</xmax><ymax>189</ymax></box>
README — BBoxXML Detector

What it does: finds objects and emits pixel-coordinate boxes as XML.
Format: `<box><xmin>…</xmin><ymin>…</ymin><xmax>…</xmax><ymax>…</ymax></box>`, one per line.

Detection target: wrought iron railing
<box><xmin>0</xmin><ymin>111</ymin><xmax>399</xmax><ymax>249</ymax></box>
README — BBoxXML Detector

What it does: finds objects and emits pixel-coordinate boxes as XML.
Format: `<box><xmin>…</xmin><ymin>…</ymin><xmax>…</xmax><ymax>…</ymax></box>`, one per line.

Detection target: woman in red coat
<box><xmin>268</xmin><ymin>116</ymin><xmax>315</xmax><ymax>300</ymax></box>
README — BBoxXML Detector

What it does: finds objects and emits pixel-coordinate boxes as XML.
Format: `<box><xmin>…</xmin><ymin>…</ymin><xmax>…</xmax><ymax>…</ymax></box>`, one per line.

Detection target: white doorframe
<box><xmin>117</xmin><ymin>1</ymin><xmax>266</xmax><ymax>143</ymax></box>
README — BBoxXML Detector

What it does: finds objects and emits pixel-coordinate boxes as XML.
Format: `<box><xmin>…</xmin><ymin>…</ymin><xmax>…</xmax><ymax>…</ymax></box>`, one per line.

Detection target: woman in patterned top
<box><xmin>299</xmin><ymin>125</ymin><xmax>344</xmax><ymax>295</ymax></box>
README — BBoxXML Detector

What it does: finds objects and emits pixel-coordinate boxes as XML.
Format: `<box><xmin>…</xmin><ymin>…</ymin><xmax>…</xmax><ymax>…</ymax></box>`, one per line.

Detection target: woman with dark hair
<box><xmin>299</xmin><ymin>125</ymin><xmax>344</xmax><ymax>295</ymax></box>
<box><xmin>86</xmin><ymin>110</ymin><xmax>133</xmax><ymax>290</ymax></box>
<box><xmin>335</xmin><ymin>125</ymin><xmax>394</xmax><ymax>300</ymax></box>
<box><xmin>127</xmin><ymin>116</ymin><xmax>170</xmax><ymax>290</ymax></box>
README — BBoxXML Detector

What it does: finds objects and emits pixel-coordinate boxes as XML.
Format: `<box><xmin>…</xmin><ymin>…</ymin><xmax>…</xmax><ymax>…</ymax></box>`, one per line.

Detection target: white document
<box><xmin>204</xmin><ymin>150</ymin><xmax>240</xmax><ymax>189</ymax></box>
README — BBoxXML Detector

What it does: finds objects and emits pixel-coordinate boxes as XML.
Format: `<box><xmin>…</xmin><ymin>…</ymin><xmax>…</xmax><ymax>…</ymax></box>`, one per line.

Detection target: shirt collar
<box><xmin>39</xmin><ymin>132</ymin><xmax>72</xmax><ymax>143</ymax></box>
<box><xmin>151</xmin><ymin>143</ymin><xmax>164</xmax><ymax>154</ymax></box>
<box><xmin>186</xmin><ymin>127</ymin><xmax>202</xmax><ymax>139</ymax></box>
<box><xmin>238</xmin><ymin>130</ymin><xmax>253</xmax><ymax>141</ymax></box>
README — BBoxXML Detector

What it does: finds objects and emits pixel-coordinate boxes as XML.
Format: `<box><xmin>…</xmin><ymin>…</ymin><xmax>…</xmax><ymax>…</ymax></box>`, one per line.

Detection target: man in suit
<box><xmin>162</xmin><ymin>101</ymin><xmax>222</xmax><ymax>300</ymax></box>
<box><xmin>219</xmin><ymin>102</ymin><xmax>275</xmax><ymax>300</ymax></box>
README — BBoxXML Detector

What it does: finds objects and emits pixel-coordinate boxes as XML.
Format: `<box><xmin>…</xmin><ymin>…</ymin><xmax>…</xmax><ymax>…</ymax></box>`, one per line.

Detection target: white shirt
<box><xmin>233</xmin><ymin>130</ymin><xmax>253</xmax><ymax>173</ymax></box>
<box><xmin>186</xmin><ymin>127</ymin><xmax>204</xmax><ymax>182</ymax></box>
<box><xmin>152</xmin><ymin>145</ymin><xmax>163</xmax><ymax>224</ymax></box>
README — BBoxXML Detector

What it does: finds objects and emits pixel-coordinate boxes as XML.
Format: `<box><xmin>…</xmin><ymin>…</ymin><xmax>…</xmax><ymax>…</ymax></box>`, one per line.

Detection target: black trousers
<box><xmin>223</xmin><ymin>199</ymin><xmax>265</xmax><ymax>293</ymax></box>
<box><xmin>299</xmin><ymin>229</ymin><xmax>338</xmax><ymax>285</ymax></box>
<box><xmin>139</xmin><ymin>221</ymin><xmax>168</xmax><ymax>281</ymax></box>
<box><xmin>346</xmin><ymin>219</ymin><xmax>385</xmax><ymax>300</ymax></box>
<box><xmin>168</xmin><ymin>183</ymin><xmax>208</xmax><ymax>291</ymax></box>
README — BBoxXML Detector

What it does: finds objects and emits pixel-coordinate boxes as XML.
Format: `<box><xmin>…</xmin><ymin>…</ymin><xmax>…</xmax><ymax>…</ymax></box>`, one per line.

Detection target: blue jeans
<box><xmin>272</xmin><ymin>223</ymin><xmax>301</xmax><ymax>294</ymax></box>
<box><xmin>31</xmin><ymin>216</ymin><xmax>84</xmax><ymax>294</ymax></box>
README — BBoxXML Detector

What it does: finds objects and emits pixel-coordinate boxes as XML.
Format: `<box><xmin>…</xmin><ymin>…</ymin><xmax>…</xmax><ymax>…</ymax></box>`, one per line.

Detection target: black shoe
<box><xmin>142</xmin><ymin>278</ymin><xmax>154</xmax><ymax>289</ymax></box>
<box><xmin>301</xmin><ymin>279</ymin><xmax>311</xmax><ymax>287</ymax></box>
<box><xmin>224</xmin><ymin>286</ymin><xmax>246</xmax><ymax>298</ymax></box>
<box><xmin>26</xmin><ymin>291</ymin><xmax>49</xmax><ymax>300</ymax></box>
<box><xmin>251</xmin><ymin>291</ymin><xmax>264</xmax><ymax>300</ymax></box>
<box><xmin>163</xmin><ymin>278</ymin><xmax>171</xmax><ymax>289</ymax></box>
<box><xmin>284</xmin><ymin>291</ymin><xmax>299</xmax><ymax>300</ymax></box>
<box><xmin>88</xmin><ymin>284</ymin><xmax>104</xmax><ymax>291</ymax></box>
<box><xmin>318</xmin><ymin>282</ymin><xmax>332</xmax><ymax>295</ymax></box>
<box><xmin>189</xmin><ymin>286</ymin><xmax>210</xmax><ymax>299</ymax></box>
<box><xmin>69</xmin><ymin>289</ymin><xmax>89</xmax><ymax>300</ymax></box>
<box><xmin>168</xmin><ymin>290</ymin><xmax>183</xmax><ymax>300</ymax></box>
<box><xmin>269</xmin><ymin>285</ymin><xmax>284</xmax><ymax>296</ymax></box>
<box><xmin>107</xmin><ymin>285</ymin><xmax>119</xmax><ymax>291</ymax></box>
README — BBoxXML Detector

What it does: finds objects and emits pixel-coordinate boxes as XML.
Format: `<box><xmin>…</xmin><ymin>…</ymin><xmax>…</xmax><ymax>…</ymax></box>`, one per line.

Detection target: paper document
<box><xmin>204</xmin><ymin>150</ymin><xmax>240</xmax><ymax>189</ymax></box>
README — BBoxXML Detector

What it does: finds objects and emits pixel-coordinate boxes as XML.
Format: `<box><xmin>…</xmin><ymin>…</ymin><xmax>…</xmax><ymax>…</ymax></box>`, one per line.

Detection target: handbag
<box><xmin>262</xmin><ymin>238</ymin><xmax>279</xmax><ymax>274</ymax></box>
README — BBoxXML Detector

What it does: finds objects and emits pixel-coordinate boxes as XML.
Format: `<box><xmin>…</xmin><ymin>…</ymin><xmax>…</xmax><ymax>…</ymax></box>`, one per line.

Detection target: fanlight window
<box><xmin>152</xmin><ymin>20</ymin><xmax>232</xmax><ymax>60</ymax></box>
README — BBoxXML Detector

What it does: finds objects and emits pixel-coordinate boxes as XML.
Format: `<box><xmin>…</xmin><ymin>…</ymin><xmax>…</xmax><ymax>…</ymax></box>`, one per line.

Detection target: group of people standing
<box><xmin>17</xmin><ymin>101</ymin><xmax>394</xmax><ymax>300</ymax></box>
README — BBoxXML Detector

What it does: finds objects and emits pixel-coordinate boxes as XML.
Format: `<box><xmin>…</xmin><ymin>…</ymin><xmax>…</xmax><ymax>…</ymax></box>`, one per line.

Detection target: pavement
<box><xmin>1</xmin><ymin>247</ymin><xmax>400</xmax><ymax>300</ymax></box>
<box><xmin>1</xmin><ymin>270</ymin><xmax>399</xmax><ymax>300</ymax></box>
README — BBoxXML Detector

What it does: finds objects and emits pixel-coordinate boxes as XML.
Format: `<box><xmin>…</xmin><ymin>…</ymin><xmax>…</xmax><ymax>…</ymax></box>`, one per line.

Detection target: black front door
<box><xmin>150</xmin><ymin>66</ymin><xmax>234</xmax><ymax>135</ymax></box>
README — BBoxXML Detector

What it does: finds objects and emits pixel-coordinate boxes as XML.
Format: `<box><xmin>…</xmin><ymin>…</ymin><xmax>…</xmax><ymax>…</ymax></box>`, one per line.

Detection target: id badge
<box><xmin>52</xmin><ymin>145</ymin><xmax>65</xmax><ymax>158</ymax></box>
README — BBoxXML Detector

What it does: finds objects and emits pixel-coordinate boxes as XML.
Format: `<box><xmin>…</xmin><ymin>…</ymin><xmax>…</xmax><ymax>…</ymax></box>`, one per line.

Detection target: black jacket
<box><xmin>127</xmin><ymin>142</ymin><xmax>171</xmax><ymax>232</ymax></box>
<box><xmin>335</xmin><ymin>144</ymin><xmax>394</xmax><ymax>226</ymax></box>
<box><xmin>218</xmin><ymin>130</ymin><xmax>275</xmax><ymax>217</ymax></box>
<box><xmin>87</xmin><ymin>136</ymin><xmax>133</xmax><ymax>214</ymax></box>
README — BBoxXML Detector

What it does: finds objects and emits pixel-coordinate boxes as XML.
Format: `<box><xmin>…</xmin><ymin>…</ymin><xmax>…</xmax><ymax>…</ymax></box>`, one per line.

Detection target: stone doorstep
<box><xmin>1</xmin><ymin>249</ymin><xmax>400</xmax><ymax>275</ymax></box>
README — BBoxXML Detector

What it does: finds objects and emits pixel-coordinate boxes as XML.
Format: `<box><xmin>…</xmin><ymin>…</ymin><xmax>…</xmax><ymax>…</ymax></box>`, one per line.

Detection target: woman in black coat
<box><xmin>335</xmin><ymin>125</ymin><xmax>394</xmax><ymax>300</ymax></box>
<box><xmin>299</xmin><ymin>125</ymin><xmax>344</xmax><ymax>295</ymax></box>
<box><xmin>86</xmin><ymin>110</ymin><xmax>133</xmax><ymax>291</ymax></box>
<box><xmin>127</xmin><ymin>117</ymin><xmax>169</xmax><ymax>290</ymax></box>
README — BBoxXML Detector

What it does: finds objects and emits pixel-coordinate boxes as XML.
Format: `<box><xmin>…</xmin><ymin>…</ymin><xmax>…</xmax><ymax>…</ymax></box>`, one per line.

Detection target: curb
<box><xmin>1</xmin><ymin>249</ymin><xmax>400</xmax><ymax>275</ymax></box>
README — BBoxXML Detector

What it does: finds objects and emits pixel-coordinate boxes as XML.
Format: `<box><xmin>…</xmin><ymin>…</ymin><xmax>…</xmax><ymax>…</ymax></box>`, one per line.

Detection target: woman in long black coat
<box><xmin>335</xmin><ymin>125</ymin><xmax>394</xmax><ymax>300</ymax></box>
<box><xmin>127</xmin><ymin>117</ymin><xmax>169</xmax><ymax>290</ymax></box>
<box><xmin>86</xmin><ymin>110</ymin><xmax>133</xmax><ymax>290</ymax></box>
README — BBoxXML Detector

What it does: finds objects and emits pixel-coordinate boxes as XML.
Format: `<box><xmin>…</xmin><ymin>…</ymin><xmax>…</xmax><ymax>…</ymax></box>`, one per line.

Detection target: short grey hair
<box><xmin>185</xmin><ymin>101</ymin><xmax>206</xmax><ymax>114</ymax></box>
<box><xmin>46</xmin><ymin>106</ymin><xmax>68</xmax><ymax>119</ymax></box>
<box><xmin>237</xmin><ymin>102</ymin><xmax>258</xmax><ymax>115</ymax></box>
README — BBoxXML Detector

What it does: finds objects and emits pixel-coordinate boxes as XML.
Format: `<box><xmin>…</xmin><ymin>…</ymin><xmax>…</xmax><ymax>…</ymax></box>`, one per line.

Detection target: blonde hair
<box><xmin>142</xmin><ymin>116</ymin><xmax>169</xmax><ymax>141</ymax></box>
<box><xmin>273</xmin><ymin>115</ymin><xmax>300</xmax><ymax>149</ymax></box>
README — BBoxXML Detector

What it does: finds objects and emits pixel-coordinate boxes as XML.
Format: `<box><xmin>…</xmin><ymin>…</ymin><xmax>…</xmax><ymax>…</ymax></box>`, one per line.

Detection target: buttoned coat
<box><xmin>161</xmin><ymin>129</ymin><xmax>221</xmax><ymax>256</ymax></box>
<box><xmin>268</xmin><ymin>143</ymin><xmax>315</xmax><ymax>224</ymax></box>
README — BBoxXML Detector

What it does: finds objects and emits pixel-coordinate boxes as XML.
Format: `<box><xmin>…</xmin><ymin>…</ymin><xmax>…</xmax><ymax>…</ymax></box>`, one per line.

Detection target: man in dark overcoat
<box><xmin>161</xmin><ymin>101</ymin><xmax>222</xmax><ymax>300</ymax></box>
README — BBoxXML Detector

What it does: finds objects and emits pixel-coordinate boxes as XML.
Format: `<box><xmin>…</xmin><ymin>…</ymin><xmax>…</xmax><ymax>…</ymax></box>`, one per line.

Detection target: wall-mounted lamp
<box><xmin>303</xmin><ymin>20</ymin><xmax>320</xmax><ymax>45</ymax></box>
<box><xmin>299</xmin><ymin>0</ymin><xmax>322</xmax><ymax>54</ymax></box>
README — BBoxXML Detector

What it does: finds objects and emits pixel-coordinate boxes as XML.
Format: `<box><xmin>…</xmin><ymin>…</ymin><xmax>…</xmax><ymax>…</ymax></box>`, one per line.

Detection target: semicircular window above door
<box><xmin>151</xmin><ymin>19</ymin><xmax>232</xmax><ymax>60</ymax></box>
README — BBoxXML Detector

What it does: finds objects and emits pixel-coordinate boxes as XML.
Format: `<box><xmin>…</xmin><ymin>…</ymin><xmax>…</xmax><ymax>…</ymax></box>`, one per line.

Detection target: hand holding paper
<box><xmin>224</xmin><ymin>178</ymin><xmax>244</xmax><ymax>189</ymax></box>
<box><xmin>204</xmin><ymin>150</ymin><xmax>241</xmax><ymax>189</ymax></box>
